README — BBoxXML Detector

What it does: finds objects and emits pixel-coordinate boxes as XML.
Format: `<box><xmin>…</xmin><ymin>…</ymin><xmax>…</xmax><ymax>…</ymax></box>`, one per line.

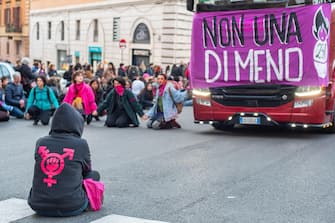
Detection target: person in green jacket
<box><xmin>25</xmin><ymin>76</ymin><xmax>59</xmax><ymax>125</ymax></box>
<box><xmin>97</xmin><ymin>77</ymin><xmax>146</xmax><ymax>128</ymax></box>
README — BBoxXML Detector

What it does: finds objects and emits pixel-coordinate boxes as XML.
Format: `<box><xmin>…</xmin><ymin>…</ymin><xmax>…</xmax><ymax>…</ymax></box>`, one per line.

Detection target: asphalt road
<box><xmin>1</xmin><ymin>107</ymin><xmax>335</xmax><ymax>223</ymax></box>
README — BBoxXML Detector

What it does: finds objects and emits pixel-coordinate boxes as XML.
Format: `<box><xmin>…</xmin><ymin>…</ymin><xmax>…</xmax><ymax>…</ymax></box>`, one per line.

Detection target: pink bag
<box><xmin>83</xmin><ymin>178</ymin><xmax>104</xmax><ymax>211</ymax></box>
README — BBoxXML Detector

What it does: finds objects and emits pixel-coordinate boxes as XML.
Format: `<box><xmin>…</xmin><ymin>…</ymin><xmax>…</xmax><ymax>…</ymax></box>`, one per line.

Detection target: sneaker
<box><xmin>33</xmin><ymin>120</ymin><xmax>39</xmax><ymax>125</ymax></box>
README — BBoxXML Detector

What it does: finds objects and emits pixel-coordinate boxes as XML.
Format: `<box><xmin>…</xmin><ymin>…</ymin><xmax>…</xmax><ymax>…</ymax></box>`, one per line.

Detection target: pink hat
<box><xmin>143</xmin><ymin>73</ymin><xmax>150</xmax><ymax>79</ymax></box>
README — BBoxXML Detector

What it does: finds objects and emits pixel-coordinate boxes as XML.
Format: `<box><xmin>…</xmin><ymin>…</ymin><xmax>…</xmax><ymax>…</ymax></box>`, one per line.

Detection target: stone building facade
<box><xmin>29</xmin><ymin>0</ymin><xmax>192</xmax><ymax>71</ymax></box>
<box><xmin>0</xmin><ymin>0</ymin><xmax>30</xmax><ymax>63</ymax></box>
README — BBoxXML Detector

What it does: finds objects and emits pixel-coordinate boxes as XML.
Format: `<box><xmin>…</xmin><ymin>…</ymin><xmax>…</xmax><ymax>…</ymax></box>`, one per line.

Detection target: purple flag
<box><xmin>190</xmin><ymin>4</ymin><xmax>331</xmax><ymax>88</ymax></box>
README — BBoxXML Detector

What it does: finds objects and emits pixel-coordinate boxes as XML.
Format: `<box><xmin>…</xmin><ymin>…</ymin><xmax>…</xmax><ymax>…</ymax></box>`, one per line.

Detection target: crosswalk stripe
<box><xmin>0</xmin><ymin>198</ymin><xmax>35</xmax><ymax>223</ymax></box>
<box><xmin>0</xmin><ymin>198</ymin><xmax>168</xmax><ymax>223</ymax></box>
<box><xmin>90</xmin><ymin>214</ymin><xmax>169</xmax><ymax>223</ymax></box>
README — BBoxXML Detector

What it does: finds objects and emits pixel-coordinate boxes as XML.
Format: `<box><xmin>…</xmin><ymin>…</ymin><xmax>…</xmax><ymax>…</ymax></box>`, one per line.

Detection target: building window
<box><xmin>76</xmin><ymin>20</ymin><xmax>80</xmax><ymax>40</ymax></box>
<box><xmin>13</xmin><ymin>7</ymin><xmax>20</xmax><ymax>32</ymax></box>
<box><xmin>48</xmin><ymin>22</ymin><xmax>51</xmax><ymax>40</ymax></box>
<box><xmin>61</xmin><ymin>21</ymin><xmax>64</xmax><ymax>41</ymax></box>
<box><xmin>4</xmin><ymin>8</ymin><xmax>10</xmax><ymax>31</ymax></box>
<box><xmin>133</xmin><ymin>23</ymin><xmax>150</xmax><ymax>44</ymax></box>
<box><xmin>6</xmin><ymin>41</ymin><xmax>9</xmax><ymax>55</ymax></box>
<box><xmin>113</xmin><ymin>17</ymin><xmax>120</xmax><ymax>41</ymax></box>
<box><xmin>15</xmin><ymin>40</ymin><xmax>21</xmax><ymax>55</ymax></box>
<box><xmin>93</xmin><ymin>19</ymin><xmax>98</xmax><ymax>42</ymax></box>
<box><xmin>36</xmin><ymin>22</ymin><xmax>40</xmax><ymax>40</ymax></box>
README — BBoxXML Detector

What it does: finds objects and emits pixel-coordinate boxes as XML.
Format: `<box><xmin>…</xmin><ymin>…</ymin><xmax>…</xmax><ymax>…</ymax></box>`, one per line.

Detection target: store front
<box><xmin>57</xmin><ymin>50</ymin><xmax>67</xmax><ymax>70</ymax></box>
<box><xmin>88</xmin><ymin>46</ymin><xmax>102</xmax><ymax>69</ymax></box>
<box><xmin>74</xmin><ymin>51</ymin><xmax>80</xmax><ymax>64</ymax></box>
<box><xmin>132</xmin><ymin>49</ymin><xmax>150</xmax><ymax>66</ymax></box>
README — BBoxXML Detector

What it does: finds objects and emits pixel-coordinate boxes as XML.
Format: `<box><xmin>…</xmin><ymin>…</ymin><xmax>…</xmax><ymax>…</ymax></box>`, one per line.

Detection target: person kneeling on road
<box><xmin>143</xmin><ymin>73</ymin><xmax>187</xmax><ymax>130</ymax></box>
<box><xmin>28</xmin><ymin>103</ymin><xmax>102</xmax><ymax>217</ymax></box>
<box><xmin>97</xmin><ymin>77</ymin><xmax>146</xmax><ymax>128</ymax></box>
<box><xmin>24</xmin><ymin>76</ymin><xmax>59</xmax><ymax>125</ymax></box>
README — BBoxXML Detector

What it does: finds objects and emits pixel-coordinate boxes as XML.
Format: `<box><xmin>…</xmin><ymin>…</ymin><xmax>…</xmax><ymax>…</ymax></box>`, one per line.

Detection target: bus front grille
<box><xmin>210</xmin><ymin>84</ymin><xmax>296</xmax><ymax>107</ymax></box>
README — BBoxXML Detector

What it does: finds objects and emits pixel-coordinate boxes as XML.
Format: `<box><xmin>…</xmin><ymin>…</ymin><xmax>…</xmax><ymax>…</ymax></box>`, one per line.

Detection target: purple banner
<box><xmin>190</xmin><ymin>4</ymin><xmax>331</xmax><ymax>88</ymax></box>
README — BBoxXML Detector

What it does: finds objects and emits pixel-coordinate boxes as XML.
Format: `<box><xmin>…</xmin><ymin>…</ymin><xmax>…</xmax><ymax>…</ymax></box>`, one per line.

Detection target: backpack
<box><xmin>168</xmin><ymin>87</ymin><xmax>183</xmax><ymax>114</ymax></box>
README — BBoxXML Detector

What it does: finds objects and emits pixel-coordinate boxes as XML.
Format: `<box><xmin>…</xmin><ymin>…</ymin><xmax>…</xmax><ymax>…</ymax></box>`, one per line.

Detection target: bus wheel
<box><xmin>325</xmin><ymin>108</ymin><xmax>335</xmax><ymax>133</ymax></box>
<box><xmin>212</xmin><ymin>122</ymin><xmax>233</xmax><ymax>131</ymax></box>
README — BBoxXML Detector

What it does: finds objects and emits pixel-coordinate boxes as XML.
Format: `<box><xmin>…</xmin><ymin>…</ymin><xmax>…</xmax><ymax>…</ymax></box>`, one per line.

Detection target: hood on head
<box><xmin>50</xmin><ymin>103</ymin><xmax>84</xmax><ymax>137</ymax></box>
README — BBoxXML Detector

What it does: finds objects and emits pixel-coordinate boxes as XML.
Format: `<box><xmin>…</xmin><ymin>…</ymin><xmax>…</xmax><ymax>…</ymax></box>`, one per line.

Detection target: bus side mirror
<box><xmin>187</xmin><ymin>0</ymin><xmax>194</xmax><ymax>11</ymax></box>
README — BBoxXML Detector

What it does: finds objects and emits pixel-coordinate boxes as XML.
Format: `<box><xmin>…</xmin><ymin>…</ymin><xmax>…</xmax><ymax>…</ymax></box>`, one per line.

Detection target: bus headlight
<box><xmin>192</xmin><ymin>88</ymin><xmax>211</xmax><ymax>97</ymax></box>
<box><xmin>295</xmin><ymin>86</ymin><xmax>322</xmax><ymax>97</ymax></box>
<box><xmin>196</xmin><ymin>98</ymin><xmax>211</xmax><ymax>106</ymax></box>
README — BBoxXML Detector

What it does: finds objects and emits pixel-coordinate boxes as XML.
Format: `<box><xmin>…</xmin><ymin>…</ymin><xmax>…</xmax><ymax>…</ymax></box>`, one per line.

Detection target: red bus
<box><xmin>187</xmin><ymin>0</ymin><xmax>335</xmax><ymax>132</ymax></box>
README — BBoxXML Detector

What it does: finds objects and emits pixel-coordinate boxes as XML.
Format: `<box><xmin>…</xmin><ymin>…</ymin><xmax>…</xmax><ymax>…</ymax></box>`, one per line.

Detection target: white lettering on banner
<box><xmin>205</xmin><ymin>50</ymin><xmax>221</xmax><ymax>83</ymax></box>
<box><xmin>254</xmin><ymin>50</ymin><xmax>265</xmax><ymax>83</ymax></box>
<box><xmin>205</xmin><ymin>47</ymin><xmax>303</xmax><ymax>83</ymax></box>
<box><xmin>285</xmin><ymin>47</ymin><xmax>303</xmax><ymax>82</ymax></box>
<box><xmin>266</xmin><ymin>49</ymin><xmax>283</xmax><ymax>82</ymax></box>
<box><xmin>235</xmin><ymin>49</ymin><xmax>253</xmax><ymax>82</ymax></box>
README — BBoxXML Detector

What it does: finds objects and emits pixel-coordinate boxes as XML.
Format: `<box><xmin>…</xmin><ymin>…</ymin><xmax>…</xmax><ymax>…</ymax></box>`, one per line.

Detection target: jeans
<box><xmin>34</xmin><ymin>198</ymin><xmax>88</xmax><ymax>217</ymax></box>
<box><xmin>147</xmin><ymin>112</ymin><xmax>165</xmax><ymax>130</ymax></box>
<box><xmin>10</xmin><ymin>106</ymin><xmax>24</xmax><ymax>119</ymax></box>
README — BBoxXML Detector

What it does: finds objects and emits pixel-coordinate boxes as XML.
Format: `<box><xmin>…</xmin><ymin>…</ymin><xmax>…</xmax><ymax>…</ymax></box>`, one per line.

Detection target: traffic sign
<box><xmin>119</xmin><ymin>39</ymin><xmax>127</xmax><ymax>49</ymax></box>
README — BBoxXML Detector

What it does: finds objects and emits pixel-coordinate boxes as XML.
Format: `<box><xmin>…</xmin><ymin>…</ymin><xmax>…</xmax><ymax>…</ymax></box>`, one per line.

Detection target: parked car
<box><xmin>0</xmin><ymin>62</ymin><xmax>15</xmax><ymax>82</ymax></box>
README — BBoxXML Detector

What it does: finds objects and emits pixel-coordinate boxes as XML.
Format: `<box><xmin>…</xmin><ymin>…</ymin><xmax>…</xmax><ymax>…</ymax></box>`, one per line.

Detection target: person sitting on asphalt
<box><xmin>131</xmin><ymin>75</ymin><xmax>145</xmax><ymax>100</ymax></box>
<box><xmin>143</xmin><ymin>73</ymin><xmax>187</xmax><ymax>130</ymax></box>
<box><xmin>0</xmin><ymin>78</ymin><xmax>12</xmax><ymax>122</ymax></box>
<box><xmin>63</xmin><ymin>70</ymin><xmax>98</xmax><ymax>125</ymax></box>
<box><xmin>97</xmin><ymin>77</ymin><xmax>146</xmax><ymax>128</ymax></box>
<box><xmin>89</xmin><ymin>78</ymin><xmax>104</xmax><ymax>121</ymax></box>
<box><xmin>25</xmin><ymin>76</ymin><xmax>59</xmax><ymax>125</ymax></box>
<box><xmin>4</xmin><ymin>72</ymin><xmax>26</xmax><ymax>119</ymax></box>
<box><xmin>138</xmin><ymin>82</ymin><xmax>154</xmax><ymax>110</ymax></box>
<box><xmin>28</xmin><ymin>103</ymin><xmax>101</xmax><ymax>217</ymax></box>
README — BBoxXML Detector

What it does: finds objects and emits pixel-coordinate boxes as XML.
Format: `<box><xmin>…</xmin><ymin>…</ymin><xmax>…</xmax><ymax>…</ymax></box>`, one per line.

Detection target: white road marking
<box><xmin>90</xmin><ymin>214</ymin><xmax>169</xmax><ymax>223</ymax></box>
<box><xmin>0</xmin><ymin>198</ymin><xmax>35</xmax><ymax>223</ymax></box>
<box><xmin>0</xmin><ymin>198</ymin><xmax>168</xmax><ymax>223</ymax></box>
<box><xmin>227</xmin><ymin>196</ymin><xmax>236</xmax><ymax>199</ymax></box>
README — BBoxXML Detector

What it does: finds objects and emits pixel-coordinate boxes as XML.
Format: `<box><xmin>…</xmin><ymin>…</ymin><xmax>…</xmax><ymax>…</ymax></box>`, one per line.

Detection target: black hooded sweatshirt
<box><xmin>28</xmin><ymin>103</ymin><xmax>91</xmax><ymax>212</ymax></box>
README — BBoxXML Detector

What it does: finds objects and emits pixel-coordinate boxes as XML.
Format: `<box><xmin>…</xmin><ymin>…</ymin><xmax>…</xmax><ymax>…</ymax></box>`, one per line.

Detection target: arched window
<box><xmin>93</xmin><ymin>19</ymin><xmax>99</xmax><ymax>42</ymax></box>
<box><xmin>36</xmin><ymin>22</ymin><xmax>40</xmax><ymax>40</ymax></box>
<box><xmin>61</xmin><ymin>21</ymin><xmax>65</xmax><ymax>41</ymax></box>
<box><xmin>133</xmin><ymin>23</ymin><xmax>150</xmax><ymax>44</ymax></box>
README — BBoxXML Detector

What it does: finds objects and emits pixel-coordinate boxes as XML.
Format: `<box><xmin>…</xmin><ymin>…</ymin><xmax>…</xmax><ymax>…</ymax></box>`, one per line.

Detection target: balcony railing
<box><xmin>6</xmin><ymin>25</ymin><xmax>22</xmax><ymax>33</ymax></box>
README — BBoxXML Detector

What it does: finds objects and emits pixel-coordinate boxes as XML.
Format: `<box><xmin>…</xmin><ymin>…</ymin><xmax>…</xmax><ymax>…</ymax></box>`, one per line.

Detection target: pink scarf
<box><xmin>115</xmin><ymin>85</ymin><xmax>125</xmax><ymax>96</ymax></box>
<box><xmin>75</xmin><ymin>82</ymin><xmax>84</xmax><ymax>96</ymax></box>
<box><xmin>158</xmin><ymin>83</ymin><xmax>166</xmax><ymax>97</ymax></box>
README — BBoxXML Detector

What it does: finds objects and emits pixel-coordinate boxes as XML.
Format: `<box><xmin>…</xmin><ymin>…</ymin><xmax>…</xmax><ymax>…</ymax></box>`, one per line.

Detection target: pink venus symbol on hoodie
<box><xmin>38</xmin><ymin>146</ymin><xmax>75</xmax><ymax>188</ymax></box>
